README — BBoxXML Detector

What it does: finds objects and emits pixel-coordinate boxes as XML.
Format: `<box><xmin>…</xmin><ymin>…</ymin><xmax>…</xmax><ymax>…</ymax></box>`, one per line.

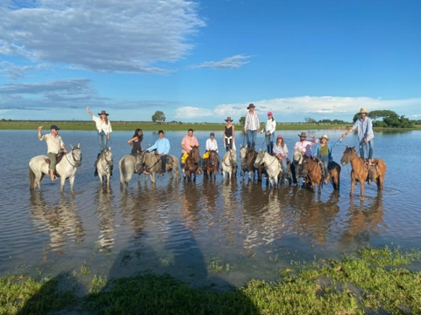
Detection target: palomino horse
<box><xmin>29</xmin><ymin>144</ymin><xmax>82</xmax><ymax>192</ymax></box>
<box><xmin>253</xmin><ymin>150</ymin><xmax>282</xmax><ymax>188</ymax></box>
<box><xmin>203</xmin><ymin>150</ymin><xmax>220</xmax><ymax>180</ymax></box>
<box><xmin>96</xmin><ymin>148</ymin><xmax>113</xmax><ymax>187</ymax></box>
<box><xmin>119</xmin><ymin>152</ymin><xmax>148</xmax><ymax>187</ymax></box>
<box><xmin>221</xmin><ymin>149</ymin><xmax>238</xmax><ymax>180</ymax></box>
<box><xmin>184</xmin><ymin>146</ymin><xmax>201</xmax><ymax>182</ymax></box>
<box><xmin>340</xmin><ymin>146</ymin><xmax>386</xmax><ymax>197</ymax></box>
<box><xmin>143</xmin><ymin>152</ymin><xmax>181</xmax><ymax>183</ymax></box>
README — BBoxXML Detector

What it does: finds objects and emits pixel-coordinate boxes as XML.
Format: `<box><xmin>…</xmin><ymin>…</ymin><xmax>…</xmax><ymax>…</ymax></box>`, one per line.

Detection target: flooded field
<box><xmin>0</xmin><ymin>129</ymin><xmax>419</xmax><ymax>288</ymax></box>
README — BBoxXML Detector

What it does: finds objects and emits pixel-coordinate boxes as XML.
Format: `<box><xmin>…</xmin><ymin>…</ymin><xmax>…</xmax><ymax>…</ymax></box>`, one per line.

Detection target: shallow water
<box><xmin>0</xmin><ymin>129</ymin><xmax>419</xmax><ymax>288</ymax></box>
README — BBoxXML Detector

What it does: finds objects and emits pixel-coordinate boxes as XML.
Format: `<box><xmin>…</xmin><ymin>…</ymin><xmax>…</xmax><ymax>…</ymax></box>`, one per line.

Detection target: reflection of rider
<box><xmin>147</xmin><ymin>130</ymin><xmax>170</xmax><ymax>176</ymax></box>
<box><xmin>38</xmin><ymin>125</ymin><xmax>67</xmax><ymax>181</ymax></box>
<box><xmin>312</xmin><ymin>134</ymin><xmax>338</xmax><ymax>184</ymax></box>
<box><xmin>180</xmin><ymin>129</ymin><xmax>200</xmax><ymax>176</ymax></box>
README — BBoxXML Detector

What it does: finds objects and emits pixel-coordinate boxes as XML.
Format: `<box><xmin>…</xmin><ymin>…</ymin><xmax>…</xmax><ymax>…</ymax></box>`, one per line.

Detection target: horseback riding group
<box><xmin>28</xmin><ymin>104</ymin><xmax>386</xmax><ymax>197</ymax></box>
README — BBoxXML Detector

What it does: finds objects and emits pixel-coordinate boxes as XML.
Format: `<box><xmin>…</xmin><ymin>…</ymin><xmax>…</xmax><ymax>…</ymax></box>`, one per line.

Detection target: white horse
<box><xmin>119</xmin><ymin>152</ymin><xmax>147</xmax><ymax>187</ymax></box>
<box><xmin>96</xmin><ymin>148</ymin><xmax>113</xmax><ymax>187</ymax></box>
<box><xmin>253</xmin><ymin>150</ymin><xmax>282</xmax><ymax>188</ymax></box>
<box><xmin>221</xmin><ymin>149</ymin><xmax>237</xmax><ymax>179</ymax></box>
<box><xmin>292</xmin><ymin>148</ymin><xmax>304</xmax><ymax>183</ymax></box>
<box><xmin>29</xmin><ymin>144</ymin><xmax>82</xmax><ymax>192</ymax></box>
<box><xmin>143</xmin><ymin>152</ymin><xmax>181</xmax><ymax>183</ymax></box>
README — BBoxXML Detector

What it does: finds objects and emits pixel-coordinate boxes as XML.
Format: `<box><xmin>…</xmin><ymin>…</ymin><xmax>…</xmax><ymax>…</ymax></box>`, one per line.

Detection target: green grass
<box><xmin>1</xmin><ymin>247</ymin><xmax>421</xmax><ymax>314</ymax></box>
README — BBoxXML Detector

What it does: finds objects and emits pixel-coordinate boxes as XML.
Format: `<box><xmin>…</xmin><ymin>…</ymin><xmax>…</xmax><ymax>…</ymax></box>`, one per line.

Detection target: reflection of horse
<box><xmin>96</xmin><ymin>148</ymin><xmax>113</xmax><ymax>187</ymax></box>
<box><xmin>184</xmin><ymin>146</ymin><xmax>200</xmax><ymax>182</ymax></box>
<box><xmin>221</xmin><ymin>149</ymin><xmax>237</xmax><ymax>180</ymax></box>
<box><xmin>341</xmin><ymin>146</ymin><xmax>386</xmax><ymax>197</ymax></box>
<box><xmin>29</xmin><ymin>144</ymin><xmax>82</xmax><ymax>192</ymax></box>
<box><xmin>143</xmin><ymin>152</ymin><xmax>181</xmax><ymax>183</ymax></box>
<box><xmin>253</xmin><ymin>150</ymin><xmax>282</xmax><ymax>188</ymax></box>
<box><xmin>95</xmin><ymin>188</ymin><xmax>116</xmax><ymax>252</ymax></box>
<box><xmin>203</xmin><ymin>150</ymin><xmax>219</xmax><ymax>180</ymax></box>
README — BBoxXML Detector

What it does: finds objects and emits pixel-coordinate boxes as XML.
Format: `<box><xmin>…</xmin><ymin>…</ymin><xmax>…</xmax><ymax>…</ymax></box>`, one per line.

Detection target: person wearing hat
<box><xmin>312</xmin><ymin>134</ymin><xmax>338</xmax><ymax>184</ymax></box>
<box><xmin>294</xmin><ymin>132</ymin><xmax>318</xmax><ymax>156</ymax></box>
<box><xmin>38</xmin><ymin>125</ymin><xmax>67</xmax><ymax>181</ymax></box>
<box><xmin>263</xmin><ymin>112</ymin><xmax>276</xmax><ymax>155</ymax></box>
<box><xmin>273</xmin><ymin>134</ymin><xmax>289</xmax><ymax>182</ymax></box>
<box><xmin>86</xmin><ymin>106</ymin><xmax>113</xmax><ymax>152</ymax></box>
<box><xmin>244</xmin><ymin>103</ymin><xmax>260</xmax><ymax>149</ymax></box>
<box><xmin>223</xmin><ymin>117</ymin><xmax>235</xmax><ymax>151</ymax></box>
<box><xmin>341</xmin><ymin>107</ymin><xmax>374</xmax><ymax>163</ymax></box>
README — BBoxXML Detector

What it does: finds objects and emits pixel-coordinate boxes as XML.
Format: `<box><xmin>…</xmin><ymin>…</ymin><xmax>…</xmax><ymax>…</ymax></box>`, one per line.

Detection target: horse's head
<box><xmin>229</xmin><ymin>149</ymin><xmax>237</xmax><ymax>166</ymax></box>
<box><xmin>70</xmin><ymin>143</ymin><xmax>82</xmax><ymax>167</ymax></box>
<box><xmin>253</xmin><ymin>150</ymin><xmax>265</xmax><ymax>169</ymax></box>
<box><xmin>245</xmin><ymin>148</ymin><xmax>256</xmax><ymax>168</ymax></box>
<box><xmin>209</xmin><ymin>150</ymin><xmax>218</xmax><ymax>166</ymax></box>
<box><xmin>102</xmin><ymin>148</ymin><xmax>113</xmax><ymax>166</ymax></box>
<box><xmin>293</xmin><ymin>149</ymin><xmax>303</xmax><ymax>165</ymax></box>
<box><xmin>341</xmin><ymin>146</ymin><xmax>356</xmax><ymax>166</ymax></box>
<box><xmin>240</xmin><ymin>145</ymin><xmax>248</xmax><ymax>160</ymax></box>
<box><xmin>190</xmin><ymin>146</ymin><xmax>200</xmax><ymax>163</ymax></box>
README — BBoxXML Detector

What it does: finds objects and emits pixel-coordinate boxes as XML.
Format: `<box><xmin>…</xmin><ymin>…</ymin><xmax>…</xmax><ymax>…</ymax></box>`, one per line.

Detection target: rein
<box><xmin>64</xmin><ymin>148</ymin><xmax>81</xmax><ymax>167</ymax></box>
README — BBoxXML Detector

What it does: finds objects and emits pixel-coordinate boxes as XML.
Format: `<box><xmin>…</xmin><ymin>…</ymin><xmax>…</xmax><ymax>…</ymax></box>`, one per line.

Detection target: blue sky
<box><xmin>0</xmin><ymin>0</ymin><xmax>420</xmax><ymax>122</ymax></box>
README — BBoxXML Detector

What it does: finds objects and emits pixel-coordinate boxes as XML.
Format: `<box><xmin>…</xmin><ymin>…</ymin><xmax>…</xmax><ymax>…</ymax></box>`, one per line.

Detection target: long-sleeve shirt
<box><xmin>244</xmin><ymin>112</ymin><xmax>260</xmax><ymax>131</ymax></box>
<box><xmin>295</xmin><ymin>139</ymin><xmax>318</xmax><ymax>156</ymax></box>
<box><xmin>92</xmin><ymin>115</ymin><xmax>113</xmax><ymax>134</ymax></box>
<box><xmin>40</xmin><ymin>134</ymin><xmax>65</xmax><ymax>154</ymax></box>
<box><xmin>147</xmin><ymin>138</ymin><xmax>170</xmax><ymax>155</ymax></box>
<box><xmin>264</xmin><ymin>118</ymin><xmax>276</xmax><ymax>134</ymax></box>
<box><xmin>181</xmin><ymin>135</ymin><xmax>199</xmax><ymax>153</ymax></box>
<box><xmin>352</xmin><ymin>118</ymin><xmax>374</xmax><ymax>142</ymax></box>
<box><xmin>206</xmin><ymin>139</ymin><xmax>218</xmax><ymax>152</ymax></box>
<box><xmin>312</xmin><ymin>142</ymin><xmax>338</xmax><ymax>162</ymax></box>
<box><xmin>273</xmin><ymin>143</ymin><xmax>288</xmax><ymax>157</ymax></box>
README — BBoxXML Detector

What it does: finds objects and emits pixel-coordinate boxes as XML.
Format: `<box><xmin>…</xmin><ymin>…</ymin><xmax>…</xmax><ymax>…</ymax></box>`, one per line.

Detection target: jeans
<box><xmin>98</xmin><ymin>131</ymin><xmax>108</xmax><ymax>151</ymax></box>
<box><xmin>265</xmin><ymin>133</ymin><xmax>275</xmax><ymax>154</ymax></box>
<box><xmin>359</xmin><ymin>139</ymin><xmax>374</xmax><ymax>159</ymax></box>
<box><xmin>247</xmin><ymin>130</ymin><xmax>257</xmax><ymax>149</ymax></box>
<box><xmin>280</xmin><ymin>157</ymin><xmax>287</xmax><ymax>177</ymax></box>
<box><xmin>320</xmin><ymin>155</ymin><xmax>329</xmax><ymax>179</ymax></box>
<box><xmin>160</xmin><ymin>155</ymin><xmax>167</xmax><ymax>173</ymax></box>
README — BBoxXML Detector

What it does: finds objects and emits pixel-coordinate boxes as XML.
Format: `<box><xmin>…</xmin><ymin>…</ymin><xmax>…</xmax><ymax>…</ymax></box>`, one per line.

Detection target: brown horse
<box><xmin>242</xmin><ymin>147</ymin><xmax>266</xmax><ymax>181</ymax></box>
<box><xmin>203</xmin><ymin>150</ymin><xmax>219</xmax><ymax>180</ymax></box>
<box><xmin>327</xmin><ymin>161</ymin><xmax>341</xmax><ymax>191</ymax></box>
<box><xmin>340</xmin><ymin>146</ymin><xmax>386</xmax><ymax>197</ymax></box>
<box><xmin>184</xmin><ymin>146</ymin><xmax>201</xmax><ymax>182</ymax></box>
<box><xmin>301</xmin><ymin>155</ymin><xmax>323</xmax><ymax>193</ymax></box>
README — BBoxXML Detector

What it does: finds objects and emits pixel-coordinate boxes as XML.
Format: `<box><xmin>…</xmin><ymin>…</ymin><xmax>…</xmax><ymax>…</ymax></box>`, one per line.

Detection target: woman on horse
<box><xmin>264</xmin><ymin>112</ymin><xmax>276</xmax><ymax>155</ymax></box>
<box><xmin>312</xmin><ymin>134</ymin><xmax>338</xmax><ymax>184</ymax></box>
<box><xmin>223</xmin><ymin>117</ymin><xmax>235</xmax><ymax>151</ymax></box>
<box><xmin>128</xmin><ymin>128</ymin><xmax>144</xmax><ymax>155</ymax></box>
<box><xmin>273</xmin><ymin>134</ymin><xmax>288</xmax><ymax>181</ymax></box>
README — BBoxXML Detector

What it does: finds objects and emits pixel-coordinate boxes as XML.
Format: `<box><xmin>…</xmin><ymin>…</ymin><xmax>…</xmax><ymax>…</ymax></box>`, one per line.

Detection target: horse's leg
<box><xmin>350</xmin><ymin>172</ymin><xmax>356</xmax><ymax>196</ymax></box>
<box><xmin>61</xmin><ymin>176</ymin><xmax>66</xmax><ymax>192</ymax></box>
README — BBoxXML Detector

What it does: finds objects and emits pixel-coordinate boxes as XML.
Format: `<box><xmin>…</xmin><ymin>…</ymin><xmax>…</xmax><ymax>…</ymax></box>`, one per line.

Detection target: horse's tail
<box><xmin>29</xmin><ymin>165</ymin><xmax>35</xmax><ymax>190</ymax></box>
<box><xmin>119</xmin><ymin>158</ymin><xmax>126</xmax><ymax>185</ymax></box>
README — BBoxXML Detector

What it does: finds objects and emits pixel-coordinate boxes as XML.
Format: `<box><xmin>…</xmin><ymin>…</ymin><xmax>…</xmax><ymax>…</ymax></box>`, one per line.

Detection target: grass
<box><xmin>1</xmin><ymin>246</ymin><xmax>421</xmax><ymax>314</ymax></box>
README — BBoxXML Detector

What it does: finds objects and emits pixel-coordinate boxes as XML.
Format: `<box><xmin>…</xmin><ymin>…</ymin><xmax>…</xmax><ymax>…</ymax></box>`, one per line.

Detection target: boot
<box><xmin>270</xmin><ymin>143</ymin><xmax>274</xmax><ymax>155</ymax></box>
<box><xmin>267</xmin><ymin>145</ymin><xmax>270</xmax><ymax>153</ymax></box>
<box><xmin>94</xmin><ymin>153</ymin><xmax>100</xmax><ymax>176</ymax></box>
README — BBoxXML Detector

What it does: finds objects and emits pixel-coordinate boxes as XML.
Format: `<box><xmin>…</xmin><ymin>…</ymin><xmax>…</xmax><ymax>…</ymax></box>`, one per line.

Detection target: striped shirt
<box><xmin>244</xmin><ymin>112</ymin><xmax>260</xmax><ymax>131</ymax></box>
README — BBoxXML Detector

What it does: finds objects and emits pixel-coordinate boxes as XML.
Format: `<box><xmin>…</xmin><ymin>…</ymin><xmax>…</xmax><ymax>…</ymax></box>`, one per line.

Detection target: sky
<box><xmin>0</xmin><ymin>0</ymin><xmax>420</xmax><ymax>123</ymax></box>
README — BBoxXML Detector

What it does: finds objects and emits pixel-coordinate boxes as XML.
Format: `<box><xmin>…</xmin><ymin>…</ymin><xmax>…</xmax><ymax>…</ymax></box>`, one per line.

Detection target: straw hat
<box><xmin>358</xmin><ymin>108</ymin><xmax>368</xmax><ymax>115</ymax></box>
<box><xmin>320</xmin><ymin>134</ymin><xmax>329</xmax><ymax>141</ymax></box>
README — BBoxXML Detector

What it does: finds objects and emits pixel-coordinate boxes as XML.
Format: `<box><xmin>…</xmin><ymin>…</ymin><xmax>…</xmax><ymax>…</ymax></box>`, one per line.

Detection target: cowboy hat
<box><xmin>320</xmin><ymin>134</ymin><xmax>329</xmax><ymax>141</ymax></box>
<box><xmin>98</xmin><ymin>110</ymin><xmax>109</xmax><ymax>116</ymax></box>
<box><xmin>225</xmin><ymin>117</ymin><xmax>233</xmax><ymax>122</ymax></box>
<box><xmin>358</xmin><ymin>108</ymin><xmax>368</xmax><ymax>115</ymax></box>
<box><xmin>298</xmin><ymin>132</ymin><xmax>307</xmax><ymax>138</ymax></box>
<box><xmin>247</xmin><ymin>103</ymin><xmax>255</xmax><ymax>109</ymax></box>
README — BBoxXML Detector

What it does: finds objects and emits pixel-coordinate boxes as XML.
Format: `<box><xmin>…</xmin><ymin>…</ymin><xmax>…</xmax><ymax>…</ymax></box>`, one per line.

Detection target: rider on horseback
<box><xmin>146</xmin><ymin>130</ymin><xmax>170</xmax><ymax>176</ymax></box>
<box><xmin>312</xmin><ymin>134</ymin><xmax>338</xmax><ymax>184</ymax></box>
<box><xmin>38</xmin><ymin>125</ymin><xmax>67</xmax><ymax>181</ymax></box>
<box><xmin>181</xmin><ymin>129</ymin><xmax>201</xmax><ymax>177</ymax></box>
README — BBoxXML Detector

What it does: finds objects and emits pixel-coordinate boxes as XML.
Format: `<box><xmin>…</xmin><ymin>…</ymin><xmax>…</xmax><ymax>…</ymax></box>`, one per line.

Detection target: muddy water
<box><xmin>0</xmin><ymin>129</ymin><xmax>419</xmax><ymax>288</ymax></box>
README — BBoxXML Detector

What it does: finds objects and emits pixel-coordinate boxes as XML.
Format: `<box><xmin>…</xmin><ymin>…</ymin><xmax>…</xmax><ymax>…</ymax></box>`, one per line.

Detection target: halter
<box><xmin>65</xmin><ymin>147</ymin><xmax>82</xmax><ymax>167</ymax></box>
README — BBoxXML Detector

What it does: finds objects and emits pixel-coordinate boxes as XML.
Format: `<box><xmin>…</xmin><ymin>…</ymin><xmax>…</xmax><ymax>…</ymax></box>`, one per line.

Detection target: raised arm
<box><xmin>86</xmin><ymin>106</ymin><xmax>94</xmax><ymax>118</ymax></box>
<box><xmin>37</xmin><ymin>126</ymin><xmax>43</xmax><ymax>140</ymax></box>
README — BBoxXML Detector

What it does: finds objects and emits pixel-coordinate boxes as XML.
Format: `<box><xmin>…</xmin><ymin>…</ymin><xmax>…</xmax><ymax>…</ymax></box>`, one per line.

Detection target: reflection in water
<box><xmin>30</xmin><ymin>192</ymin><xmax>84</xmax><ymax>258</ymax></box>
<box><xmin>95</xmin><ymin>188</ymin><xmax>116</xmax><ymax>252</ymax></box>
<box><xmin>180</xmin><ymin>183</ymin><xmax>202</xmax><ymax>232</ymax></box>
<box><xmin>339</xmin><ymin>193</ymin><xmax>385</xmax><ymax>248</ymax></box>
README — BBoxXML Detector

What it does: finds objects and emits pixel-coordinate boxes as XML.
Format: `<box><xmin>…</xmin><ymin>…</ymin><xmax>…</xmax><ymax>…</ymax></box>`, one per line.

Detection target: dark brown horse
<box><xmin>340</xmin><ymin>146</ymin><xmax>386</xmax><ymax>197</ymax></box>
<box><xmin>242</xmin><ymin>147</ymin><xmax>266</xmax><ymax>181</ymax></box>
<box><xmin>203</xmin><ymin>150</ymin><xmax>219</xmax><ymax>180</ymax></box>
<box><xmin>184</xmin><ymin>146</ymin><xmax>201</xmax><ymax>182</ymax></box>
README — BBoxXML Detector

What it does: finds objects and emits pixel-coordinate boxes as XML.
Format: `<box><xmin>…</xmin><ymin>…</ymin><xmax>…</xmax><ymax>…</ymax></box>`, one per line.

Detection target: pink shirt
<box><xmin>181</xmin><ymin>135</ymin><xmax>199</xmax><ymax>153</ymax></box>
<box><xmin>294</xmin><ymin>139</ymin><xmax>317</xmax><ymax>156</ymax></box>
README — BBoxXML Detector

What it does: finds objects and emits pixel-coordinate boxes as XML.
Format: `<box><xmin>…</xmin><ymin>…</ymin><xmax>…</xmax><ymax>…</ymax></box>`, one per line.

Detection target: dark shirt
<box><xmin>131</xmin><ymin>139</ymin><xmax>142</xmax><ymax>155</ymax></box>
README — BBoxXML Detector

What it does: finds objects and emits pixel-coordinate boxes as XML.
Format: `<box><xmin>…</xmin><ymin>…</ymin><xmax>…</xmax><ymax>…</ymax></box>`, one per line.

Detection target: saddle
<box><xmin>44</xmin><ymin>151</ymin><xmax>65</xmax><ymax>165</ymax></box>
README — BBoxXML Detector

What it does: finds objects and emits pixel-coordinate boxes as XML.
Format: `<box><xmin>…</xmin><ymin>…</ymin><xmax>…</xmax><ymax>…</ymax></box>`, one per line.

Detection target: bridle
<box><xmin>65</xmin><ymin>147</ymin><xmax>82</xmax><ymax>167</ymax></box>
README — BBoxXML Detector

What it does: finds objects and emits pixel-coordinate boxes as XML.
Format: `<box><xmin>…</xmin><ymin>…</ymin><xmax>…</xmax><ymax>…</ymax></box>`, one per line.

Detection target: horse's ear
<box><xmin>70</xmin><ymin>144</ymin><xmax>74</xmax><ymax>149</ymax></box>
<box><xmin>77</xmin><ymin>143</ymin><xmax>81</xmax><ymax>148</ymax></box>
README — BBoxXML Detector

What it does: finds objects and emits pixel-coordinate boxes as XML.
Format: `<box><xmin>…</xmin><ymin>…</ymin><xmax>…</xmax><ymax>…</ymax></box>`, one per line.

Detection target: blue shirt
<box><xmin>147</xmin><ymin>138</ymin><xmax>170</xmax><ymax>155</ymax></box>
<box><xmin>312</xmin><ymin>142</ymin><xmax>338</xmax><ymax>162</ymax></box>
<box><xmin>352</xmin><ymin>118</ymin><xmax>374</xmax><ymax>142</ymax></box>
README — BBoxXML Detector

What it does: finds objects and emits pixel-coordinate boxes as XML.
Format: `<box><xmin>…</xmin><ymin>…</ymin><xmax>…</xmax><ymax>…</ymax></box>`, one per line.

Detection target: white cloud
<box><xmin>175</xmin><ymin>106</ymin><xmax>213</xmax><ymax>119</ymax></box>
<box><xmin>0</xmin><ymin>62</ymin><xmax>50</xmax><ymax>81</ymax></box>
<box><xmin>0</xmin><ymin>0</ymin><xmax>205</xmax><ymax>73</ymax></box>
<box><xmin>190</xmin><ymin>55</ymin><xmax>251</xmax><ymax>69</ymax></box>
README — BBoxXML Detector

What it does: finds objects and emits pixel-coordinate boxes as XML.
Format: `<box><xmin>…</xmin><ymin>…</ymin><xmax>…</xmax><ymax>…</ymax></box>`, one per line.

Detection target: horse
<box><xmin>240</xmin><ymin>145</ymin><xmax>266</xmax><ymax>181</ymax></box>
<box><xmin>340</xmin><ymin>146</ymin><xmax>387</xmax><ymax>197</ymax></box>
<box><xmin>119</xmin><ymin>152</ymin><xmax>147</xmax><ymax>187</ymax></box>
<box><xmin>301</xmin><ymin>155</ymin><xmax>323</xmax><ymax>193</ymax></box>
<box><xmin>29</xmin><ymin>144</ymin><xmax>82</xmax><ymax>192</ymax></box>
<box><xmin>203</xmin><ymin>150</ymin><xmax>220</xmax><ymax>180</ymax></box>
<box><xmin>184</xmin><ymin>146</ymin><xmax>201</xmax><ymax>182</ymax></box>
<box><xmin>96</xmin><ymin>148</ymin><xmax>113</xmax><ymax>187</ymax></box>
<box><xmin>221</xmin><ymin>149</ymin><xmax>238</xmax><ymax>180</ymax></box>
<box><xmin>253</xmin><ymin>150</ymin><xmax>282</xmax><ymax>188</ymax></box>
<box><xmin>327</xmin><ymin>161</ymin><xmax>341</xmax><ymax>191</ymax></box>
<box><xmin>291</xmin><ymin>148</ymin><xmax>304</xmax><ymax>184</ymax></box>
<box><xmin>143</xmin><ymin>152</ymin><xmax>181</xmax><ymax>183</ymax></box>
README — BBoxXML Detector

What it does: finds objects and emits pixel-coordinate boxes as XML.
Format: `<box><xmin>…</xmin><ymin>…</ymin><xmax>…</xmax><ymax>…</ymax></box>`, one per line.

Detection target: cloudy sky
<box><xmin>0</xmin><ymin>0</ymin><xmax>420</xmax><ymax>122</ymax></box>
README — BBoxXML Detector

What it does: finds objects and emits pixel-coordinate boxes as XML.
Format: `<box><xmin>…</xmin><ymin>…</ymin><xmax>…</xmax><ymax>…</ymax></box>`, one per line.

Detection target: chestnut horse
<box><xmin>203</xmin><ymin>150</ymin><xmax>219</xmax><ymax>180</ymax></box>
<box><xmin>302</xmin><ymin>156</ymin><xmax>341</xmax><ymax>193</ymax></box>
<box><xmin>340</xmin><ymin>146</ymin><xmax>386</xmax><ymax>197</ymax></box>
<box><xmin>184</xmin><ymin>146</ymin><xmax>201</xmax><ymax>182</ymax></box>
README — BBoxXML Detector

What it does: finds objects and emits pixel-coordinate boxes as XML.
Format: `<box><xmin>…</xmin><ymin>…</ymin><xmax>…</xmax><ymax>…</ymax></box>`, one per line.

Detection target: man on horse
<box><xmin>38</xmin><ymin>125</ymin><xmax>67</xmax><ymax>181</ymax></box>
<box><xmin>181</xmin><ymin>129</ymin><xmax>200</xmax><ymax>177</ymax></box>
<box><xmin>146</xmin><ymin>130</ymin><xmax>170</xmax><ymax>176</ymax></box>
<box><xmin>293</xmin><ymin>132</ymin><xmax>318</xmax><ymax>185</ymax></box>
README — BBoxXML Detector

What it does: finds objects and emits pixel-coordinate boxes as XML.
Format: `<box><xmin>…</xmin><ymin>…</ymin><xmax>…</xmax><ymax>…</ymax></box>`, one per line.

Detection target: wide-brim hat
<box><xmin>358</xmin><ymin>107</ymin><xmax>368</xmax><ymax>115</ymax></box>
<box><xmin>50</xmin><ymin>125</ymin><xmax>60</xmax><ymax>130</ymax></box>
<box><xmin>247</xmin><ymin>103</ymin><xmax>255</xmax><ymax>109</ymax></box>
<box><xmin>298</xmin><ymin>132</ymin><xmax>307</xmax><ymax>138</ymax></box>
<box><xmin>98</xmin><ymin>110</ymin><xmax>109</xmax><ymax>116</ymax></box>
<box><xmin>225</xmin><ymin>117</ymin><xmax>233</xmax><ymax>122</ymax></box>
<box><xmin>320</xmin><ymin>134</ymin><xmax>329</xmax><ymax>141</ymax></box>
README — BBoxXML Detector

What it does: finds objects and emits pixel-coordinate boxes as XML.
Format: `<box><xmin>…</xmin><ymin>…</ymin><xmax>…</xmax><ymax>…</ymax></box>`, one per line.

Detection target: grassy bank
<box><xmin>1</xmin><ymin>247</ymin><xmax>420</xmax><ymax>314</ymax></box>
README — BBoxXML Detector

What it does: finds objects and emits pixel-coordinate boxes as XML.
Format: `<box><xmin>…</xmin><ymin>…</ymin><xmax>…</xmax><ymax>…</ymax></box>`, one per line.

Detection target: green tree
<box><xmin>305</xmin><ymin>117</ymin><xmax>317</xmax><ymax>123</ymax></box>
<box><xmin>239</xmin><ymin>116</ymin><xmax>245</xmax><ymax>125</ymax></box>
<box><xmin>152</xmin><ymin>111</ymin><xmax>166</xmax><ymax>123</ymax></box>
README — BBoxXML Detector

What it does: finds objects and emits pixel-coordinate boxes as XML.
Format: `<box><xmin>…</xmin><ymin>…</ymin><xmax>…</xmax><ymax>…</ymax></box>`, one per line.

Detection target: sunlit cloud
<box><xmin>175</xmin><ymin>106</ymin><xmax>213</xmax><ymax>119</ymax></box>
<box><xmin>190</xmin><ymin>55</ymin><xmax>251</xmax><ymax>69</ymax></box>
<box><xmin>0</xmin><ymin>0</ymin><xmax>205</xmax><ymax>73</ymax></box>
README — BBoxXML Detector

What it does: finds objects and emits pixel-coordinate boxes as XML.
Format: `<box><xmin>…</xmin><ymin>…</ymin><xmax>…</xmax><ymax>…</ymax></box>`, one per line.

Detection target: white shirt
<box><xmin>206</xmin><ymin>139</ymin><xmax>218</xmax><ymax>152</ymax></box>
<box><xmin>92</xmin><ymin>115</ymin><xmax>113</xmax><ymax>134</ymax></box>
<box><xmin>244</xmin><ymin>111</ymin><xmax>260</xmax><ymax>131</ymax></box>
<box><xmin>40</xmin><ymin>134</ymin><xmax>64</xmax><ymax>154</ymax></box>
<box><xmin>264</xmin><ymin>118</ymin><xmax>276</xmax><ymax>134</ymax></box>
<box><xmin>273</xmin><ymin>143</ymin><xmax>288</xmax><ymax>156</ymax></box>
